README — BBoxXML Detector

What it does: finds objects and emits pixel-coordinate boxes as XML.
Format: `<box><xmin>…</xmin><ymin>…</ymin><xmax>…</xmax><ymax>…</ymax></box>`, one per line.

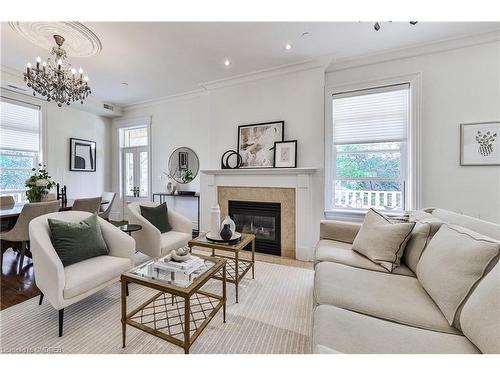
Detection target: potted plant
<box><xmin>25</xmin><ymin>164</ymin><xmax>57</xmax><ymax>203</ymax></box>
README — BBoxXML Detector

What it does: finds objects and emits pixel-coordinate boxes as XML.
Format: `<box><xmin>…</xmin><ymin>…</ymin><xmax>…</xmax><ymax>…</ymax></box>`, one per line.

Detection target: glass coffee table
<box><xmin>188</xmin><ymin>233</ymin><xmax>255</xmax><ymax>303</ymax></box>
<box><xmin>120</xmin><ymin>254</ymin><xmax>226</xmax><ymax>354</ymax></box>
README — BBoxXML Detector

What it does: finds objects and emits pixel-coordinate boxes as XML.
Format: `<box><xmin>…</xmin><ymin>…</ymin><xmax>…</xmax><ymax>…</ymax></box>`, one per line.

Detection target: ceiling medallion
<box><xmin>9</xmin><ymin>22</ymin><xmax>102</xmax><ymax>57</ymax></box>
<box><xmin>24</xmin><ymin>35</ymin><xmax>91</xmax><ymax>107</ymax></box>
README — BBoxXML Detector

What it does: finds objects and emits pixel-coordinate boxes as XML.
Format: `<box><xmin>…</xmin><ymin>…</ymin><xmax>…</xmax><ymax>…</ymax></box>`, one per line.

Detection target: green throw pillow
<box><xmin>48</xmin><ymin>214</ymin><xmax>109</xmax><ymax>267</ymax></box>
<box><xmin>140</xmin><ymin>202</ymin><xmax>172</xmax><ymax>233</ymax></box>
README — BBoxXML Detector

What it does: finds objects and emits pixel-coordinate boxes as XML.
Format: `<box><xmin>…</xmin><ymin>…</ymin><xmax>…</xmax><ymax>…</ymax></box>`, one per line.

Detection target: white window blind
<box><xmin>0</xmin><ymin>99</ymin><xmax>40</xmax><ymax>152</ymax></box>
<box><xmin>332</xmin><ymin>84</ymin><xmax>409</xmax><ymax>145</ymax></box>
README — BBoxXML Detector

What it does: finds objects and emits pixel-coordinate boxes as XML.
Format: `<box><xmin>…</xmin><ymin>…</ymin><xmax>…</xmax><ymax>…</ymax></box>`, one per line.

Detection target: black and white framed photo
<box><xmin>237</xmin><ymin>121</ymin><xmax>284</xmax><ymax>168</ymax></box>
<box><xmin>460</xmin><ymin>122</ymin><xmax>500</xmax><ymax>166</ymax></box>
<box><xmin>178</xmin><ymin>151</ymin><xmax>189</xmax><ymax>171</ymax></box>
<box><xmin>273</xmin><ymin>140</ymin><xmax>297</xmax><ymax>168</ymax></box>
<box><xmin>69</xmin><ymin>138</ymin><xmax>96</xmax><ymax>172</ymax></box>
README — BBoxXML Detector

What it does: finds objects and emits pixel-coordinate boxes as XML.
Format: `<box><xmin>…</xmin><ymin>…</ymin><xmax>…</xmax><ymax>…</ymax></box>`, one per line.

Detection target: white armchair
<box><xmin>29</xmin><ymin>211</ymin><xmax>135</xmax><ymax>337</ymax></box>
<box><xmin>127</xmin><ymin>201</ymin><xmax>192</xmax><ymax>258</ymax></box>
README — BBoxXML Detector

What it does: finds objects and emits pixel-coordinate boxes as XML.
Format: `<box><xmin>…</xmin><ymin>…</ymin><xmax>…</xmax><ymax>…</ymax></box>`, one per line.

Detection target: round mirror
<box><xmin>168</xmin><ymin>147</ymin><xmax>199</xmax><ymax>184</ymax></box>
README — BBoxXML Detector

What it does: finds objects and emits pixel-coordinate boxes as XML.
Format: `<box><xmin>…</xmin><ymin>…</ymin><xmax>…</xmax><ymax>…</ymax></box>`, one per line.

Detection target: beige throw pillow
<box><xmin>352</xmin><ymin>209</ymin><xmax>415</xmax><ymax>272</ymax></box>
<box><xmin>417</xmin><ymin>224</ymin><xmax>499</xmax><ymax>329</ymax></box>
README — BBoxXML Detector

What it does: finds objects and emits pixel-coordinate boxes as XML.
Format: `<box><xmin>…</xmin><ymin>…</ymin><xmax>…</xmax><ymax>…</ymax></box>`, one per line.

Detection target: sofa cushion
<box><xmin>48</xmin><ymin>213</ymin><xmax>109</xmax><ymax>267</ymax></box>
<box><xmin>460</xmin><ymin>263</ymin><xmax>500</xmax><ymax>353</ymax></box>
<box><xmin>352</xmin><ymin>209</ymin><xmax>415</xmax><ymax>272</ymax></box>
<box><xmin>312</xmin><ymin>305</ymin><xmax>479</xmax><ymax>354</ymax></box>
<box><xmin>140</xmin><ymin>202</ymin><xmax>172</xmax><ymax>233</ymax></box>
<box><xmin>431</xmin><ymin>208</ymin><xmax>500</xmax><ymax>241</ymax></box>
<box><xmin>403</xmin><ymin>219</ymin><xmax>443</xmax><ymax>273</ymax></box>
<box><xmin>160</xmin><ymin>230</ymin><xmax>192</xmax><ymax>253</ymax></box>
<box><xmin>319</xmin><ymin>220</ymin><xmax>361</xmax><ymax>243</ymax></box>
<box><xmin>417</xmin><ymin>224</ymin><xmax>499</xmax><ymax>329</ymax></box>
<box><xmin>314</xmin><ymin>261</ymin><xmax>458</xmax><ymax>334</ymax></box>
<box><xmin>64</xmin><ymin>255</ymin><xmax>131</xmax><ymax>299</ymax></box>
<box><xmin>314</xmin><ymin>239</ymin><xmax>415</xmax><ymax>277</ymax></box>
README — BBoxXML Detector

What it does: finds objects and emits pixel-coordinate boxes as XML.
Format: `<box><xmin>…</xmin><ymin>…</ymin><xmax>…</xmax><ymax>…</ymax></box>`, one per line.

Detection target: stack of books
<box><xmin>153</xmin><ymin>256</ymin><xmax>205</xmax><ymax>275</ymax></box>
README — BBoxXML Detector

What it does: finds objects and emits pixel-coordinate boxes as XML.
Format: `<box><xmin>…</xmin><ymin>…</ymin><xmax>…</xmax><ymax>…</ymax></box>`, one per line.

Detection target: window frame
<box><xmin>324</xmin><ymin>74</ymin><xmax>421</xmax><ymax>221</ymax></box>
<box><xmin>0</xmin><ymin>95</ymin><xmax>43</xmax><ymax>204</ymax></box>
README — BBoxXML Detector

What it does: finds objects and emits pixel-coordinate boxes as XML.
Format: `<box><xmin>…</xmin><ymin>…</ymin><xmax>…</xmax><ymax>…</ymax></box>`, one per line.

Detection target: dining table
<box><xmin>0</xmin><ymin>199</ymin><xmax>109</xmax><ymax>225</ymax></box>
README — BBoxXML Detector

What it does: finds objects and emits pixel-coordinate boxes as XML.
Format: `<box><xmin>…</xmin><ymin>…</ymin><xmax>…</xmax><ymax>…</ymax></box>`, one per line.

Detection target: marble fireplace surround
<box><xmin>200</xmin><ymin>168</ymin><xmax>318</xmax><ymax>261</ymax></box>
<box><xmin>218</xmin><ymin>186</ymin><xmax>295</xmax><ymax>258</ymax></box>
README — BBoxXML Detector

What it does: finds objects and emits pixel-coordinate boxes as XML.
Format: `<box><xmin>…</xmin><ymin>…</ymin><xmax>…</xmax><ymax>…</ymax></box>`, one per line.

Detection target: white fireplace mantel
<box><xmin>201</xmin><ymin>167</ymin><xmax>317</xmax><ymax>175</ymax></box>
<box><xmin>200</xmin><ymin>167</ymin><xmax>319</xmax><ymax>261</ymax></box>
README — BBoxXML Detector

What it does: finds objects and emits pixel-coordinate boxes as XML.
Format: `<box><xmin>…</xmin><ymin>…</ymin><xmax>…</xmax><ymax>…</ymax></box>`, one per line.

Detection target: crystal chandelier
<box><xmin>24</xmin><ymin>35</ymin><xmax>92</xmax><ymax>107</ymax></box>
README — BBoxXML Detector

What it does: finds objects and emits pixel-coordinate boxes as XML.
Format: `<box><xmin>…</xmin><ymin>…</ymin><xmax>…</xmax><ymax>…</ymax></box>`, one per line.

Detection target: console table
<box><xmin>152</xmin><ymin>193</ymin><xmax>200</xmax><ymax>235</ymax></box>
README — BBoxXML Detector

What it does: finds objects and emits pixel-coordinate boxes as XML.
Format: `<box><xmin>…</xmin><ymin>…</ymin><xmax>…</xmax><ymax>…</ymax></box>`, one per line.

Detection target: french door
<box><xmin>122</xmin><ymin>146</ymin><xmax>149</xmax><ymax>215</ymax></box>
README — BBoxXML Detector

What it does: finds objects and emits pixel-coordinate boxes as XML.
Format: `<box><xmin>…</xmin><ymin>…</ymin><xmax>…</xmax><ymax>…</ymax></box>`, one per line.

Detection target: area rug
<box><xmin>0</xmin><ymin>261</ymin><xmax>313</xmax><ymax>354</ymax></box>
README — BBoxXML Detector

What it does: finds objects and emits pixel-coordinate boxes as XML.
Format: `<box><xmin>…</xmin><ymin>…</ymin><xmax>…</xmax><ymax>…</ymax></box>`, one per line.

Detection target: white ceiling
<box><xmin>1</xmin><ymin>22</ymin><xmax>499</xmax><ymax>106</ymax></box>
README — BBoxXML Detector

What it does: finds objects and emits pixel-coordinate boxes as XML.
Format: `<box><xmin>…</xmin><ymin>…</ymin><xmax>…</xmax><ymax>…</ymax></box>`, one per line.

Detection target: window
<box><xmin>0</xmin><ymin>98</ymin><xmax>41</xmax><ymax>204</ymax></box>
<box><xmin>329</xmin><ymin>84</ymin><xmax>410</xmax><ymax>213</ymax></box>
<box><xmin>121</xmin><ymin>127</ymin><xmax>148</xmax><ymax>147</ymax></box>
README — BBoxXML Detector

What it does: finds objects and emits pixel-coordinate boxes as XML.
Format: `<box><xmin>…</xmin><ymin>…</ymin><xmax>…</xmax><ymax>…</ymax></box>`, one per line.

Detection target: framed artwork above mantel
<box><xmin>69</xmin><ymin>138</ymin><xmax>96</xmax><ymax>172</ymax></box>
<box><xmin>237</xmin><ymin>121</ymin><xmax>284</xmax><ymax>168</ymax></box>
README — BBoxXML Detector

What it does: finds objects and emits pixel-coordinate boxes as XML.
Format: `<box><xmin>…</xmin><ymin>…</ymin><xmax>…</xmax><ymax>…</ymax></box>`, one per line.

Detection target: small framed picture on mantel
<box><xmin>273</xmin><ymin>140</ymin><xmax>297</xmax><ymax>168</ymax></box>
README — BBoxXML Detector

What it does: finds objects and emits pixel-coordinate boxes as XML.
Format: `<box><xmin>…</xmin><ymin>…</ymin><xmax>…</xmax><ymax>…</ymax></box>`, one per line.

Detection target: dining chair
<box><xmin>0</xmin><ymin>195</ymin><xmax>15</xmax><ymax>208</ymax></box>
<box><xmin>0</xmin><ymin>201</ymin><xmax>60</xmax><ymax>274</ymax></box>
<box><xmin>72</xmin><ymin>197</ymin><xmax>102</xmax><ymax>213</ymax></box>
<box><xmin>0</xmin><ymin>195</ymin><xmax>16</xmax><ymax>232</ymax></box>
<box><xmin>98</xmin><ymin>192</ymin><xmax>116</xmax><ymax>221</ymax></box>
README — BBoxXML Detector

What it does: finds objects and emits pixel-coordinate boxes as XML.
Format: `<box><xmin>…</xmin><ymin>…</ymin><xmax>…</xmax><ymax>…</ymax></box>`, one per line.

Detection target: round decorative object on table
<box><xmin>118</xmin><ymin>224</ymin><xmax>142</xmax><ymax>236</ymax></box>
<box><xmin>221</xmin><ymin>215</ymin><xmax>236</xmax><ymax>233</ymax></box>
<box><xmin>220</xmin><ymin>223</ymin><xmax>232</xmax><ymax>241</ymax></box>
<box><xmin>206</xmin><ymin>231</ymin><xmax>242</xmax><ymax>244</ymax></box>
<box><xmin>171</xmin><ymin>247</ymin><xmax>191</xmax><ymax>262</ymax></box>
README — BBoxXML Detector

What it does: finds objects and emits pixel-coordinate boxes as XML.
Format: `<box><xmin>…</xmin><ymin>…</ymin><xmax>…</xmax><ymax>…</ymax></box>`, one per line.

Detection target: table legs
<box><xmin>121</xmin><ymin>279</ymin><xmax>127</xmax><ymax>349</ymax></box>
<box><xmin>251</xmin><ymin>238</ymin><xmax>255</xmax><ymax>279</ymax></box>
<box><xmin>222</xmin><ymin>263</ymin><xmax>226</xmax><ymax>323</ymax></box>
<box><xmin>235</xmin><ymin>250</ymin><xmax>239</xmax><ymax>303</ymax></box>
<box><xmin>184</xmin><ymin>296</ymin><xmax>191</xmax><ymax>354</ymax></box>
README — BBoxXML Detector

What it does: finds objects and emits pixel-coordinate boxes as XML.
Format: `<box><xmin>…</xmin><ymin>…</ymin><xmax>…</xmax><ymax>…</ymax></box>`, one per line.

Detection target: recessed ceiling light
<box><xmin>121</xmin><ymin>82</ymin><xmax>129</xmax><ymax>86</ymax></box>
<box><xmin>284</xmin><ymin>43</ymin><xmax>293</xmax><ymax>51</ymax></box>
<box><xmin>224</xmin><ymin>59</ymin><xmax>231</xmax><ymax>67</ymax></box>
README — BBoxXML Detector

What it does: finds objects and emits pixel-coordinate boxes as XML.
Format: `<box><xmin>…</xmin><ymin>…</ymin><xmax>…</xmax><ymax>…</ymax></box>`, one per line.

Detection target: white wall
<box><xmin>111</xmin><ymin>94</ymin><xmax>210</xmax><ymax>224</ymax></box>
<box><xmin>115</xmin><ymin>68</ymin><xmax>326</xmax><ymax>230</ymax></box>
<box><xmin>1</xmin><ymin>88</ymin><xmax>112</xmax><ymax>200</ymax></box>
<box><xmin>45</xmin><ymin>105</ymin><xmax>111</xmax><ymax>199</ymax></box>
<box><xmin>326</xmin><ymin>40</ymin><xmax>500</xmax><ymax>223</ymax></box>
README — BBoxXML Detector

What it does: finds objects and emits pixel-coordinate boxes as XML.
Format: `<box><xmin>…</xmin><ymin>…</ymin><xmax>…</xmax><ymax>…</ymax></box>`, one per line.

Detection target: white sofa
<box><xmin>127</xmin><ymin>201</ymin><xmax>192</xmax><ymax>258</ymax></box>
<box><xmin>312</xmin><ymin>208</ymin><xmax>500</xmax><ymax>354</ymax></box>
<box><xmin>29</xmin><ymin>211</ymin><xmax>135</xmax><ymax>337</ymax></box>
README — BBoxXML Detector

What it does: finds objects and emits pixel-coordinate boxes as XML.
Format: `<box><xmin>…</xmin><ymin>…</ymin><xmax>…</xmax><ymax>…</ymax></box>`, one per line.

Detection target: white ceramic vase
<box><xmin>210</xmin><ymin>204</ymin><xmax>221</xmax><ymax>237</ymax></box>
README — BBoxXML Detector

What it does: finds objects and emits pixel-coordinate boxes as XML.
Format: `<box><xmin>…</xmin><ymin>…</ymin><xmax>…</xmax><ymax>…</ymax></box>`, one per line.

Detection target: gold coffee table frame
<box><xmin>188</xmin><ymin>233</ymin><xmax>255</xmax><ymax>303</ymax></box>
<box><xmin>121</xmin><ymin>255</ymin><xmax>226</xmax><ymax>354</ymax></box>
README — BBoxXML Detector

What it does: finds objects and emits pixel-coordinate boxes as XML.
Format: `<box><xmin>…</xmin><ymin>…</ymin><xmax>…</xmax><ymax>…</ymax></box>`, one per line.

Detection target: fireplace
<box><xmin>228</xmin><ymin>200</ymin><xmax>281</xmax><ymax>256</ymax></box>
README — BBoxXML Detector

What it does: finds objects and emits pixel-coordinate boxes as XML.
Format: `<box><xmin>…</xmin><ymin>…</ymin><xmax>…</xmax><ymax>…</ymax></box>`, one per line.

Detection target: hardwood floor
<box><xmin>1</xmin><ymin>248</ymin><xmax>40</xmax><ymax>310</ymax></box>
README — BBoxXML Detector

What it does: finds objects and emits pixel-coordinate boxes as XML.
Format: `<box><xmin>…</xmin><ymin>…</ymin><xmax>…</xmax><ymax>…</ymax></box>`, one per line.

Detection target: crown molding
<box><xmin>1</xmin><ymin>64</ymin><xmax>123</xmax><ymax>117</ymax></box>
<box><xmin>327</xmin><ymin>29</ymin><xmax>500</xmax><ymax>73</ymax></box>
<box><xmin>122</xmin><ymin>88</ymin><xmax>208</xmax><ymax>111</ymax></box>
<box><xmin>200</xmin><ymin>59</ymin><xmax>328</xmax><ymax>91</ymax></box>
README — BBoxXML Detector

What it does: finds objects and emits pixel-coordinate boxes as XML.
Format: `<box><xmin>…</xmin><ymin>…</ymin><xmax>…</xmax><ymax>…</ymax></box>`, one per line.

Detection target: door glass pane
<box><xmin>139</xmin><ymin>151</ymin><xmax>148</xmax><ymax>197</ymax></box>
<box><xmin>125</xmin><ymin>152</ymin><xmax>134</xmax><ymax>196</ymax></box>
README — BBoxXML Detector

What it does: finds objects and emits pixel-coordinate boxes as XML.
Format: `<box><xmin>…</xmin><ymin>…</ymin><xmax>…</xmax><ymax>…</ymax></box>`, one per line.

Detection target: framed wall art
<box><xmin>237</xmin><ymin>121</ymin><xmax>284</xmax><ymax>168</ymax></box>
<box><xmin>69</xmin><ymin>138</ymin><xmax>96</xmax><ymax>172</ymax></box>
<box><xmin>460</xmin><ymin>122</ymin><xmax>500</xmax><ymax>166</ymax></box>
<box><xmin>273</xmin><ymin>140</ymin><xmax>297</xmax><ymax>168</ymax></box>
